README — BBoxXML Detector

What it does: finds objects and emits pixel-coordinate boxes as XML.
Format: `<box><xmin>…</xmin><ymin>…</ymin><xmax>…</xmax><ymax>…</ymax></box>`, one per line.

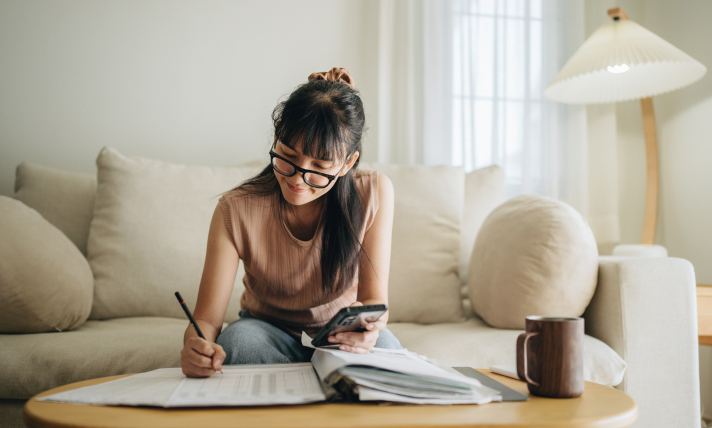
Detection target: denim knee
<box><xmin>216</xmin><ymin>316</ymin><xmax>312</xmax><ymax>364</ymax></box>
<box><xmin>375</xmin><ymin>328</ymin><xmax>403</xmax><ymax>349</ymax></box>
<box><xmin>216</xmin><ymin>323</ymin><xmax>289</xmax><ymax>364</ymax></box>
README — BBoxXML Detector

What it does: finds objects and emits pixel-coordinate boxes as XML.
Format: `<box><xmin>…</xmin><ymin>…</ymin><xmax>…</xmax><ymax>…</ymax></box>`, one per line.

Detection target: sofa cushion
<box><xmin>0</xmin><ymin>317</ymin><xmax>231</xmax><ymax>399</ymax></box>
<box><xmin>87</xmin><ymin>147</ymin><xmax>262</xmax><ymax>322</ymax></box>
<box><xmin>359</xmin><ymin>163</ymin><xmax>464</xmax><ymax>323</ymax></box>
<box><xmin>468</xmin><ymin>195</ymin><xmax>599</xmax><ymax>329</ymax></box>
<box><xmin>0</xmin><ymin>197</ymin><xmax>93</xmax><ymax>333</ymax></box>
<box><xmin>388</xmin><ymin>317</ymin><xmax>626</xmax><ymax>387</ymax></box>
<box><xmin>14</xmin><ymin>162</ymin><xmax>97</xmax><ymax>256</ymax></box>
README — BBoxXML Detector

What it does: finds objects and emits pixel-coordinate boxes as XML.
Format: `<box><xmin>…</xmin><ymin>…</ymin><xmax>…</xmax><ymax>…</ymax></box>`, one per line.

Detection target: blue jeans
<box><xmin>216</xmin><ymin>311</ymin><xmax>403</xmax><ymax>365</ymax></box>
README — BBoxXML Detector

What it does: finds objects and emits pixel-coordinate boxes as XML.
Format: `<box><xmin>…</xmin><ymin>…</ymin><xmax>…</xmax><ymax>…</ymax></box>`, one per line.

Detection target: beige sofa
<box><xmin>0</xmin><ymin>147</ymin><xmax>700</xmax><ymax>428</ymax></box>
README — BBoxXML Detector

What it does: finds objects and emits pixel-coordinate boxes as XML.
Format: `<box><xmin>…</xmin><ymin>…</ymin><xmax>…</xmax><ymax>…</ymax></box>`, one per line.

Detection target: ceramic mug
<box><xmin>516</xmin><ymin>316</ymin><xmax>584</xmax><ymax>398</ymax></box>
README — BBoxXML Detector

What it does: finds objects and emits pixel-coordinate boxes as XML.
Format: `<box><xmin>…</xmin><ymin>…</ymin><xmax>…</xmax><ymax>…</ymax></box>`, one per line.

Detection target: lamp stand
<box><xmin>610</xmin><ymin>98</ymin><xmax>666</xmax><ymax>258</ymax></box>
<box><xmin>608</xmin><ymin>8</ymin><xmax>660</xmax><ymax>245</ymax></box>
<box><xmin>640</xmin><ymin>97</ymin><xmax>659</xmax><ymax>245</ymax></box>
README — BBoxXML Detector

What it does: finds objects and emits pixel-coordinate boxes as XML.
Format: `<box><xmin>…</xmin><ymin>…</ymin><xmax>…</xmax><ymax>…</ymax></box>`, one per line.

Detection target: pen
<box><xmin>175</xmin><ymin>291</ymin><xmax>223</xmax><ymax>374</ymax></box>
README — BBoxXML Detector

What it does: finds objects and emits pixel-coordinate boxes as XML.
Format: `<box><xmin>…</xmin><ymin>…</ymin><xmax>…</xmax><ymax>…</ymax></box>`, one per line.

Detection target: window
<box><xmin>452</xmin><ymin>0</ymin><xmax>547</xmax><ymax>197</ymax></box>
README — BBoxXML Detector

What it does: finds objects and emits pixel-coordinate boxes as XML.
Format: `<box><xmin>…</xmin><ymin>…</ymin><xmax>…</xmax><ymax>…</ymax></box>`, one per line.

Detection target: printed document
<box><xmin>37</xmin><ymin>363</ymin><xmax>325</xmax><ymax>407</ymax></box>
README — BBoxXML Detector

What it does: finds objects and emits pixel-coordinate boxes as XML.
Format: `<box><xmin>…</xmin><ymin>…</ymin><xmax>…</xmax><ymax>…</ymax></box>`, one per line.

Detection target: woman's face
<box><xmin>273</xmin><ymin>140</ymin><xmax>359</xmax><ymax>207</ymax></box>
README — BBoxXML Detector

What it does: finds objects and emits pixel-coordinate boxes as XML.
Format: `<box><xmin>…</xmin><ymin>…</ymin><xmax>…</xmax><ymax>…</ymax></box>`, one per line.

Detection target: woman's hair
<box><xmin>232</xmin><ymin>78</ymin><xmax>367</xmax><ymax>296</ymax></box>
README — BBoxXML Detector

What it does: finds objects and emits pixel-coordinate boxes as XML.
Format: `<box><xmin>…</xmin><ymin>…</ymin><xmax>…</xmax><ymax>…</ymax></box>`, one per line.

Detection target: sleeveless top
<box><xmin>218</xmin><ymin>169</ymin><xmax>379</xmax><ymax>338</ymax></box>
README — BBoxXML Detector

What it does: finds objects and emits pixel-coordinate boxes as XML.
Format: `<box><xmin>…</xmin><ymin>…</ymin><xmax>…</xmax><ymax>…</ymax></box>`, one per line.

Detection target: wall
<box><xmin>586</xmin><ymin>0</ymin><xmax>712</xmax><ymax>419</ymax></box>
<box><xmin>0</xmin><ymin>0</ymin><xmax>377</xmax><ymax>197</ymax></box>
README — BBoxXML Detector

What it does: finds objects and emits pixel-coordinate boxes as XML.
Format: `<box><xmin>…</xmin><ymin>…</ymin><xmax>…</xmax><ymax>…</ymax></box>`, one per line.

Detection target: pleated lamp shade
<box><xmin>545</xmin><ymin>19</ymin><xmax>707</xmax><ymax>104</ymax></box>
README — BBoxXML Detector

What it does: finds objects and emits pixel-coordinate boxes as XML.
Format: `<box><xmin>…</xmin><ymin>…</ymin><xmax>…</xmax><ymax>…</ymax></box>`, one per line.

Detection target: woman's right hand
<box><xmin>180</xmin><ymin>336</ymin><xmax>226</xmax><ymax>377</ymax></box>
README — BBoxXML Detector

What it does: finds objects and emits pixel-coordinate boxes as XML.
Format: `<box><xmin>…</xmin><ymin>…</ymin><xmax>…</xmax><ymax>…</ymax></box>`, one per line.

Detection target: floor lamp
<box><xmin>544</xmin><ymin>7</ymin><xmax>706</xmax><ymax>255</ymax></box>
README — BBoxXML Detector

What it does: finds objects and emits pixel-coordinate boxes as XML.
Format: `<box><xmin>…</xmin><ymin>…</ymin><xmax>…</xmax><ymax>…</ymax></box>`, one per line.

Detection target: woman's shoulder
<box><xmin>218</xmin><ymin>187</ymin><xmax>245</xmax><ymax>207</ymax></box>
<box><xmin>352</xmin><ymin>169</ymin><xmax>393</xmax><ymax>215</ymax></box>
<box><xmin>355</xmin><ymin>168</ymin><xmax>393</xmax><ymax>182</ymax></box>
<box><xmin>352</xmin><ymin>169</ymin><xmax>378</xmax><ymax>194</ymax></box>
<box><xmin>221</xmin><ymin>184</ymin><xmax>276</xmax><ymax>199</ymax></box>
<box><xmin>218</xmin><ymin>186</ymin><xmax>275</xmax><ymax>214</ymax></box>
<box><xmin>353</xmin><ymin>169</ymin><xmax>392</xmax><ymax>193</ymax></box>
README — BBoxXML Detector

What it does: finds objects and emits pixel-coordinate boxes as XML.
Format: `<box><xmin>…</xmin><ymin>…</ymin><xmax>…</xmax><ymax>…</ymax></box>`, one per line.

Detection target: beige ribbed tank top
<box><xmin>218</xmin><ymin>169</ymin><xmax>379</xmax><ymax>338</ymax></box>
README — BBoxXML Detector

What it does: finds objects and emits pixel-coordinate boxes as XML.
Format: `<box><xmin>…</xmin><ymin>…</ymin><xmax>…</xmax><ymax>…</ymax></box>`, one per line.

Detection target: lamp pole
<box><xmin>608</xmin><ymin>7</ymin><xmax>659</xmax><ymax>245</ymax></box>
<box><xmin>640</xmin><ymin>96</ymin><xmax>659</xmax><ymax>245</ymax></box>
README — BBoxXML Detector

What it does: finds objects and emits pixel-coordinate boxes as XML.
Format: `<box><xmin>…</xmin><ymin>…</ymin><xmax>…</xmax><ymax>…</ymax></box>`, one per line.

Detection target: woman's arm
<box><xmin>185</xmin><ymin>204</ymin><xmax>240</xmax><ymax>342</ymax></box>
<box><xmin>181</xmin><ymin>203</ymin><xmax>238</xmax><ymax>376</ymax></box>
<box><xmin>331</xmin><ymin>172</ymin><xmax>395</xmax><ymax>353</ymax></box>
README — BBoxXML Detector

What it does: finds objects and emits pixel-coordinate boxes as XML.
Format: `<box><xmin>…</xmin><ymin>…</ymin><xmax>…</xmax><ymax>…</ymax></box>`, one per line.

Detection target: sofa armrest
<box><xmin>583</xmin><ymin>256</ymin><xmax>700</xmax><ymax>428</ymax></box>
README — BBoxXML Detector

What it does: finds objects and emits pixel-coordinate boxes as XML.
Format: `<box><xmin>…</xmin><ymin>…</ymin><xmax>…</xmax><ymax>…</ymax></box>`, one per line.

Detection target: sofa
<box><xmin>0</xmin><ymin>146</ymin><xmax>701</xmax><ymax>428</ymax></box>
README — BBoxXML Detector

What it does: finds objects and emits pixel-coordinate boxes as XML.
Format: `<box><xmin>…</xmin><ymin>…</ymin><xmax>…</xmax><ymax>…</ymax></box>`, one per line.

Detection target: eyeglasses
<box><xmin>269</xmin><ymin>150</ymin><xmax>351</xmax><ymax>189</ymax></box>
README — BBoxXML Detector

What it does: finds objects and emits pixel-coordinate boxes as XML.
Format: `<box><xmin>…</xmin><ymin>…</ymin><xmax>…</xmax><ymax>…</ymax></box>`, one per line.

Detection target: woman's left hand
<box><xmin>328</xmin><ymin>301</ymin><xmax>387</xmax><ymax>354</ymax></box>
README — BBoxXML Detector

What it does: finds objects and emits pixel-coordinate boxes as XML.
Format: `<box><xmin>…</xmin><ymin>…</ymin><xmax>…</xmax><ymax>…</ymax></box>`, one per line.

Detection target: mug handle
<box><xmin>522</xmin><ymin>331</ymin><xmax>540</xmax><ymax>387</ymax></box>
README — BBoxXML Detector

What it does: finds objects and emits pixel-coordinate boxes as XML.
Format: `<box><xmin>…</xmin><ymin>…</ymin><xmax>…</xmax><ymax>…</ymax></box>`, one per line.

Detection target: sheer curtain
<box><xmin>375</xmin><ymin>0</ymin><xmax>588</xmax><ymax>210</ymax></box>
<box><xmin>374</xmin><ymin>0</ymin><xmax>453</xmax><ymax>167</ymax></box>
<box><xmin>451</xmin><ymin>0</ymin><xmax>587</xmax><ymax>206</ymax></box>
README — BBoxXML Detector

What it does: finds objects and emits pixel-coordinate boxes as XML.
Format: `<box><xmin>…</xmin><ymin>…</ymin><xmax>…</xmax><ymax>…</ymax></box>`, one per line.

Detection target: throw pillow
<box><xmin>469</xmin><ymin>195</ymin><xmax>598</xmax><ymax>329</ymax></box>
<box><xmin>87</xmin><ymin>147</ymin><xmax>263</xmax><ymax>322</ymax></box>
<box><xmin>14</xmin><ymin>162</ymin><xmax>97</xmax><ymax>256</ymax></box>
<box><xmin>359</xmin><ymin>163</ymin><xmax>464</xmax><ymax>323</ymax></box>
<box><xmin>0</xmin><ymin>197</ymin><xmax>93</xmax><ymax>333</ymax></box>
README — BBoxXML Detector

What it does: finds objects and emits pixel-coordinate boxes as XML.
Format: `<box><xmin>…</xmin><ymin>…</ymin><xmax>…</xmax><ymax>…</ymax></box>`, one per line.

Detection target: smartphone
<box><xmin>310</xmin><ymin>304</ymin><xmax>388</xmax><ymax>347</ymax></box>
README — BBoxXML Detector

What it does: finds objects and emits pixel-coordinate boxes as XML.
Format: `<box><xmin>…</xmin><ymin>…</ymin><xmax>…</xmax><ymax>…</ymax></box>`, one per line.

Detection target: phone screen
<box><xmin>330</xmin><ymin>310</ymin><xmax>385</xmax><ymax>335</ymax></box>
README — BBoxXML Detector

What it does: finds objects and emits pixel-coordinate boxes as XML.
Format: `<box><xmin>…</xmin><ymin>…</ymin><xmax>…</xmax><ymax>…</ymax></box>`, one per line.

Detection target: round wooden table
<box><xmin>24</xmin><ymin>370</ymin><xmax>637</xmax><ymax>428</ymax></box>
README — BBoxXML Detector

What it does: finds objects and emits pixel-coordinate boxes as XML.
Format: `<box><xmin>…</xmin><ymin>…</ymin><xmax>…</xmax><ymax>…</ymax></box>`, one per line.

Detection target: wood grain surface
<box><xmin>698</xmin><ymin>285</ymin><xmax>712</xmax><ymax>345</ymax></box>
<box><xmin>640</xmin><ymin>96</ymin><xmax>660</xmax><ymax>245</ymax></box>
<box><xmin>24</xmin><ymin>369</ymin><xmax>637</xmax><ymax>428</ymax></box>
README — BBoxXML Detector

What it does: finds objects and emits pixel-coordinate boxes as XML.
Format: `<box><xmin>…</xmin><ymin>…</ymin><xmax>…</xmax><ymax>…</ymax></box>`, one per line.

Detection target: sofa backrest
<box><xmin>15</xmin><ymin>162</ymin><xmax>97</xmax><ymax>256</ymax></box>
<box><xmin>13</xmin><ymin>148</ymin><xmax>503</xmax><ymax>324</ymax></box>
<box><xmin>359</xmin><ymin>163</ymin><xmax>464</xmax><ymax>323</ymax></box>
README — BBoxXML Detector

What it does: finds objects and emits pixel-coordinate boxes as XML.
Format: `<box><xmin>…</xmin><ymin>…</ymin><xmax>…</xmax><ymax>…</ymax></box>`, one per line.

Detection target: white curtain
<box><xmin>375</xmin><ymin>0</ymin><xmax>453</xmax><ymax>167</ymax></box>
<box><xmin>450</xmin><ymin>0</ymin><xmax>587</xmax><ymax>204</ymax></box>
<box><xmin>373</xmin><ymin>0</ymin><xmax>619</xmax><ymax>248</ymax></box>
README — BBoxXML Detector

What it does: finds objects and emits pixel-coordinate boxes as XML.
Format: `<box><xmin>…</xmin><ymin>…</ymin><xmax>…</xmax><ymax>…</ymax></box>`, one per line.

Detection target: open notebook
<box><xmin>38</xmin><ymin>338</ymin><xmax>503</xmax><ymax>407</ymax></box>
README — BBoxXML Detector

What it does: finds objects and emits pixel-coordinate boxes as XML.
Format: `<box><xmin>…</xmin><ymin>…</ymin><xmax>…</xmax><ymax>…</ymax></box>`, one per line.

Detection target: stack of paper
<box><xmin>310</xmin><ymin>345</ymin><xmax>502</xmax><ymax>405</ymax></box>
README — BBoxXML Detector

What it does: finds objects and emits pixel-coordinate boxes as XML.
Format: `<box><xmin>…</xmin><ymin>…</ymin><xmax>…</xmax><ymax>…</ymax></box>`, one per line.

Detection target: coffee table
<box><xmin>24</xmin><ymin>369</ymin><xmax>637</xmax><ymax>428</ymax></box>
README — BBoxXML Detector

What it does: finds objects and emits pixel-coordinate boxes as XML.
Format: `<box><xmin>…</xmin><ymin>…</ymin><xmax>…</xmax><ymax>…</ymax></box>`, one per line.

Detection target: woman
<box><xmin>180</xmin><ymin>68</ymin><xmax>402</xmax><ymax>378</ymax></box>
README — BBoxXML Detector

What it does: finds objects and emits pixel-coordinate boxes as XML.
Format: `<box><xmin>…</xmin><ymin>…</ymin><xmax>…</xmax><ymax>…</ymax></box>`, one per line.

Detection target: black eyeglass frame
<box><xmin>269</xmin><ymin>150</ymin><xmax>353</xmax><ymax>189</ymax></box>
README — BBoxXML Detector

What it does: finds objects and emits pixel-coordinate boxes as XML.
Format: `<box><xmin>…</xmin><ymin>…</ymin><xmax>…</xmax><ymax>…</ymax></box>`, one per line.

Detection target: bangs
<box><xmin>275</xmin><ymin>101</ymin><xmax>349</xmax><ymax>162</ymax></box>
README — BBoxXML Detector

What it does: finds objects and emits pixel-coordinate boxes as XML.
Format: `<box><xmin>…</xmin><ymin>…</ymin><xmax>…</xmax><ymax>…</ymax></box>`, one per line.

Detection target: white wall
<box><xmin>0</xmin><ymin>0</ymin><xmax>378</xmax><ymax>197</ymax></box>
<box><xmin>586</xmin><ymin>0</ymin><xmax>712</xmax><ymax>419</ymax></box>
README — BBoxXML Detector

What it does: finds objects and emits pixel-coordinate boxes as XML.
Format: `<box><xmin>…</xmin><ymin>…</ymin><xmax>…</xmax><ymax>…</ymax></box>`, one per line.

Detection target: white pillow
<box><xmin>469</xmin><ymin>195</ymin><xmax>599</xmax><ymax>329</ymax></box>
<box><xmin>87</xmin><ymin>147</ymin><xmax>263</xmax><ymax>322</ymax></box>
<box><xmin>359</xmin><ymin>163</ymin><xmax>464</xmax><ymax>323</ymax></box>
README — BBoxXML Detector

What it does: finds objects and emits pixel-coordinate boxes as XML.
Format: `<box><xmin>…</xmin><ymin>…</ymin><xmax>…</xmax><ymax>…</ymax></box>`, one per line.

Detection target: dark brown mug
<box><xmin>516</xmin><ymin>316</ymin><xmax>584</xmax><ymax>398</ymax></box>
